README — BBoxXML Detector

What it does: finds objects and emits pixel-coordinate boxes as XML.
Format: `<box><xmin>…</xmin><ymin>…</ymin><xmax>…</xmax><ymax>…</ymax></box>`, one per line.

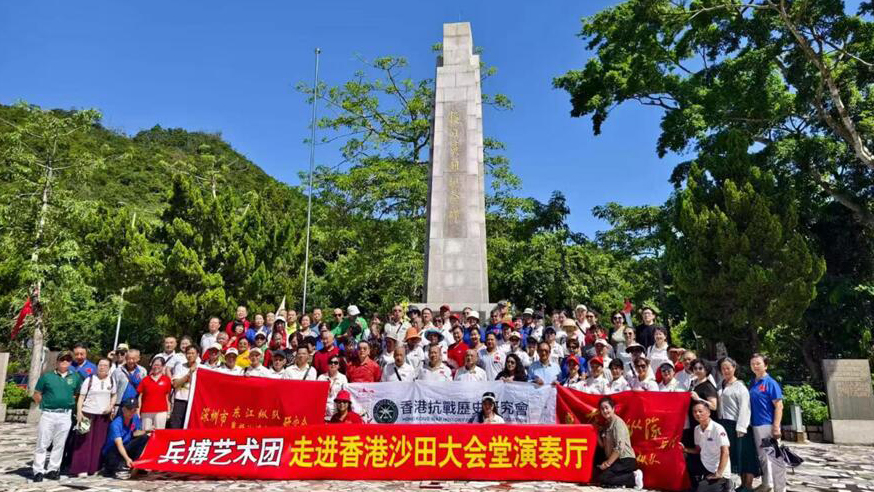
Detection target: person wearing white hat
<box><xmin>657</xmin><ymin>361</ymin><xmax>683</xmax><ymax>392</ymax></box>
<box><xmin>217</xmin><ymin>348</ymin><xmax>243</xmax><ymax>375</ymax></box>
<box><xmin>593</xmin><ymin>338</ymin><xmax>613</xmax><ymax>371</ymax></box>
<box><xmin>463</xmin><ymin>311</ymin><xmax>483</xmax><ymax>347</ymax></box>
<box><xmin>574</xmin><ymin>304</ymin><xmax>591</xmax><ymax>331</ymax></box>
<box><xmin>520</xmin><ymin>308</ymin><xmax>538</xmax><ymax>346</ymax></box>
<box><xmin>243</xmin><ymin>348</ymin><xmax>271</xmax><ymax>378</ymax></box>
<box><xmin>202</xmin><ymin>343</ymin><xmax>224</xmax><ymax>369</ymax></box>
<box><xmin>333</xmin><ymin>305</ymin><xmax>368</xmax><ymax>343</ymax></box>
<box><xmin>500</xmin><ymin>331</ymin><xmax>531</xmax><ymax>368</ymax></box>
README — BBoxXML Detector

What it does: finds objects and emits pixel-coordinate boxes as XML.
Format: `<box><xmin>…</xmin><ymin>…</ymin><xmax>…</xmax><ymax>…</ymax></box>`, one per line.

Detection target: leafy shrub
<box><xmin>2</xmin><ymin>383</ymin><xmax>31</xmax><ymax>409</ymax></box>
<box><xmin>782</xmin><ymin>384</ymin><xmax>829</xmax><ymax>426</ymax></box>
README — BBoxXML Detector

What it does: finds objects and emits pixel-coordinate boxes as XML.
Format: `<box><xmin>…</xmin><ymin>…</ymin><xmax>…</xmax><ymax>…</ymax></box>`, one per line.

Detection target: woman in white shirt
<box><xmin>469</xmin><ymin>392</ymin><xmax>505</xmax><ymax>424</ymax></box>
<box><xmin>629</xmin><ymin>357</ymin><xmax>659</xmax><ymax>391</ymax></box>
<box><xmin>70</xmin><ymin>358</ymin><xmax>116</xmax><ymax>476</ymax></box>
<box><xmin>657</xmin><ymin>362</ymin><xmax>684</xmax><ymax>392</ymax></box>
<box><xmin>717</xmin><ymin>356</ymin><xmax>758</xmax><ymax>491</ymax></box>
<box><xmin>317</xmin><ymin>355</ymin><xmax>348</xmax><ymax>421</ymax></box>
<box><xmin>606</xmin><ymin>359</ymin><xmax>631</xmax><ymax>394</ymax></box>
<box><xmin>616</xmin><ymin>328</ymin><xmax>636</xmax><ymax>372</ymax></box>
<box><xmin>646</xmin><ymin>326</ymin><xmax>670</xmax><ymax>374</ymax></box>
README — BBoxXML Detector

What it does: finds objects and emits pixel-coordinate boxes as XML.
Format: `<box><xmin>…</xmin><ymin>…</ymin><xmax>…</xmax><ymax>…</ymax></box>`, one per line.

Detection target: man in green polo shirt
<box><xmin>31</xmin><ymin>351</ymin><xmax>82</xmax><ymax>482</ymax></box>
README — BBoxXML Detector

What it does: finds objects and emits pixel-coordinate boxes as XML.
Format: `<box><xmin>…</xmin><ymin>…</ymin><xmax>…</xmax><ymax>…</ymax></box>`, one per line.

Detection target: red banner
<box><xmin>556</xmin><ymin>387</ymin><xmax>691</xmax><ymax>491</ymax></box>
<box><xmin>136</xmin><ymin>424</ymin><xmax>597</xmax><ymax>481</ymax></box>
<box><xmin>186</xmin><ymin>368</ymin><xmax>329</xmax><ymax>429</ymax></box>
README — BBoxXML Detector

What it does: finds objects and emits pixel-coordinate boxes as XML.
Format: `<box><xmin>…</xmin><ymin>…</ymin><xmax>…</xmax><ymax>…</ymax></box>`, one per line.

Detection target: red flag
<box><xmin>11</xmin><ymin>296</ymin><xmax>32</xmax><ymax>339</ymax></box>
<box><xmin>556</xmin><ymin>387</ymin><xmax>691</xmax><ymax>491</ymax></box>
<box><xmin>622</xmin><ymin>298</ymin><xmax>633</xmax><ymax>314</ymax></box>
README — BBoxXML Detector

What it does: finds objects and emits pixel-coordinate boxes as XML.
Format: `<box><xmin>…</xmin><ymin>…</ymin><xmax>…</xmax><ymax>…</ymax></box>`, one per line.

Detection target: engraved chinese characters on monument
<box><xmin>822</xmin><ymin>359</ymin><xmax>874</xmax><ymax>444</ymax></box>
<box><xmin>443</xmin><ymin>102</ymin><xmax>468</xmax><ymax>238</ymax></box>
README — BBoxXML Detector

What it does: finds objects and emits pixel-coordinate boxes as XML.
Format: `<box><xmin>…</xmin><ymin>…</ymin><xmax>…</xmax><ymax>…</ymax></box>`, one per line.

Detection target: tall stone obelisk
<box><xmin>423</xmin><ymin>22</ymin><xmax>492</xmax><ymax>312</ymax></box>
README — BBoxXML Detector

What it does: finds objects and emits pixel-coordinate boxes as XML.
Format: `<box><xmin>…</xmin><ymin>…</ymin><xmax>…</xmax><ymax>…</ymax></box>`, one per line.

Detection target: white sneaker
<box><xmin>633</xmin><ymin>469</ymin><xmax>643</xmax><ymax>489</ymax></box>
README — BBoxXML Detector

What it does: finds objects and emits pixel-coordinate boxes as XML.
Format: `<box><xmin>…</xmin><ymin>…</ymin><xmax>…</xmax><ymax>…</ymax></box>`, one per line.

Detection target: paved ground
<box><xmin>0</xmin><ymin>422</ymin><xmax>872</xmax><ymax>491</ymax></box>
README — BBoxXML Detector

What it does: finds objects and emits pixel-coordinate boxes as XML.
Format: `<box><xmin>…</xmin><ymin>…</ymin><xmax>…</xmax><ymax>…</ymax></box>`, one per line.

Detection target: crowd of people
<box><xmin>29</xmin><ymin>301</ymin><xmax>786</xmax><ymax>492</ymax></box>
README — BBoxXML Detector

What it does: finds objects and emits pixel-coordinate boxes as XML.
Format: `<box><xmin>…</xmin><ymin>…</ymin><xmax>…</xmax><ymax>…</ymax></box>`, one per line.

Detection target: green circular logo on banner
<box><xmin>373</xmin><ymin>399</ymin><xmax>399</xmax><ymax>423</ymax></box>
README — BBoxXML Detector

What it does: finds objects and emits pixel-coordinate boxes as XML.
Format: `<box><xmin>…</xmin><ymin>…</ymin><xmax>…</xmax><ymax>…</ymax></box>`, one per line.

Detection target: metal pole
<box><xmin>112</xmin><ymin>212</ymin><xmax>136</xmax><ymax>349</ymax></box>
<box><xmin>301</xmin><ymin>48</ymin><xmax>320</xmax><ymax>316</ymax></box>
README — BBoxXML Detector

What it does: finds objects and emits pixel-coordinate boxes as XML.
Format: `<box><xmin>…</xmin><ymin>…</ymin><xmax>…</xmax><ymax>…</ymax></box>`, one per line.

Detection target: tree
<box><xmin>592</xmin><ymin>202</ymin><xmax>682</xmax><ymax>324</ymax></box>
<box><xmin>0</xmin><ymin>102</ymin><xmax>103</xmax><ymax>392</ymax></box>
<box><xmin>293</xmin><ymin>50</ymin><xmax>520</xmax><ymax>312</ymax></box>
<box><xmin>668</xmin><ymin>148</ymin><xmax>825</xmax><ymax>358</ymax></box>
<box><xmin>554</xmin><ymin>0</ymin><xmax>874</xmax><ymax>227</ymax></box>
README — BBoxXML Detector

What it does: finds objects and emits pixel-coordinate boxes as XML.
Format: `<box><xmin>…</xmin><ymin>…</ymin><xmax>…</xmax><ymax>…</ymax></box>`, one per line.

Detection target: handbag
<box><xmin>74</xmin><ymin>416</ymin><xmax>91</xmax><ymax>434</ymax></box>
<box><xmin>75</xmin><ymin>375</ymin><xmax>94</xmax><ymax>434</ymax></box>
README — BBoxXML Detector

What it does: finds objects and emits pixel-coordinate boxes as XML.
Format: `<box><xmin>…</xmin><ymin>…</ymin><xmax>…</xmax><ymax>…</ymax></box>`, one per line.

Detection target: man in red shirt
<box><xmin>329</xmin><ymin>390</ymin><xmax>364</xmax><ymax>424</ymax></box>
<box><xmin>313</xmin><ymin>328</ymin><xmax>341</xmax><ymax>375</ymax></box>
<box><xmin>446</xmin><ymin>325</ymin><xmax>469</xmax><ymax>372</ymax></box>
<box><xmin>345</xmin><ymin>340</ymin><xmax>382</xmax><ymax>383</ymax></box>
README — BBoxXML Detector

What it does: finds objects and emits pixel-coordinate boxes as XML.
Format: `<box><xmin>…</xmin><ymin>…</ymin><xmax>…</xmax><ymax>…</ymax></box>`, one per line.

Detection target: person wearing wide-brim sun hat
<box><xmin>329</xmin><ymin>390</ymin><xmax>364</xmax><ymax>424</ymax></box>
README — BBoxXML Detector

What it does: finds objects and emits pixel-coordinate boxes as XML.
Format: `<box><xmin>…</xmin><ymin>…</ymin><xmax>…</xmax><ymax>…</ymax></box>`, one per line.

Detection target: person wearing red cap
<box><xmin>329</xmin><ymin>390</ymin><xmax>364</xmax><ymax>424</ymax></box>
<box><xmin>585</xmin><ymin>357</ymin><xmax>609</xmax><ymax>395</ymax></box>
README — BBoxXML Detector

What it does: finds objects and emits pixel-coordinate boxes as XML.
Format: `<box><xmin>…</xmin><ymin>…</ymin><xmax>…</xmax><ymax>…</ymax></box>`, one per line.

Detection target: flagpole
<box><xmin>301</xmin><ymin>48</ymin><xmax>320</xmax><ymax>316</ymax></box>
<box><xmin>112</xmin><ymin>212</ymin><xmax>136</xmax><ymax>349</ymax></box>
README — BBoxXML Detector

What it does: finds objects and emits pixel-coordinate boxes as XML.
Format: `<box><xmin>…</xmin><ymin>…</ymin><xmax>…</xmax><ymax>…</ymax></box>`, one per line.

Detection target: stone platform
<box><xmin>2</xmin><ymin>422</ymin><xmax>874</xmax><ymax>492</ymax></box>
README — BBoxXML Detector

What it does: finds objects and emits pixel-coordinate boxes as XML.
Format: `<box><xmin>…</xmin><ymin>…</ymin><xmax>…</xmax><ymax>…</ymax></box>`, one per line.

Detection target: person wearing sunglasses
<box><xmin>609</xmin><ymin>311</ymin><xmax>629</xmax><ymax>352</ymax></box>
<box><xmin>329</xmin><ymin>391</ymin><xmax>363</xmax><ymax>424</ymax></box>
<box><xmin>317</xmin><ymin>356</ymin><xmax>348</xmax><ymax>421</ymax></box>
<box><xmin>657</xmin><ymin>362</ymin><xmax>683</xmax><ymax>392</ymax></box>
<box><xmin>629</xmin><ymin>357</ymin><xmax>658</xmax><ymax>391</ymax></box>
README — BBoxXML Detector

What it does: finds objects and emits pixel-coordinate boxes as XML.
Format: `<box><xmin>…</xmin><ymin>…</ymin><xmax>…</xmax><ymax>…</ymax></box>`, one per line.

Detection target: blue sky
<box><xmin>0</xmin><ymin>1</ymin><xmax>681</xmax><ymax>238</ymax></box>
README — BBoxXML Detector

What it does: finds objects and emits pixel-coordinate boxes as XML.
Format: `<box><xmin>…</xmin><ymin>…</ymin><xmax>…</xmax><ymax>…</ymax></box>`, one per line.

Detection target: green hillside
<box><xmin>0</xmin><ymin>103</ymin><xmax>294</xmax><ymax>220</ymax></box>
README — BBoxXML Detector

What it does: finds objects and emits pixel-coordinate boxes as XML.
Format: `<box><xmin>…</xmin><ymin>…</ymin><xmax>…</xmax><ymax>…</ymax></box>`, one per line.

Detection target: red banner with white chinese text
<box><xmin>555</xmin><ymin>387</ymin><xmax>691</xmax><ymax>491</ymax></box>
<box><xmin>135</xmin><ymin>424</ymin><xmax>597</xmax><ymax>481</ymax></box>
<box><xmin>185</xmin><ymin>368</ymin><xmax>329</xmax><ymax>429</ymax></box>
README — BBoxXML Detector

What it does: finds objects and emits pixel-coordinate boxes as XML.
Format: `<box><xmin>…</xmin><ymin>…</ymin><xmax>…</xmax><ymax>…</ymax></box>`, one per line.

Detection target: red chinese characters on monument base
<box><xmin>555</xmin><ymin>387</ymin><xmax>692</xmax><ymax>492</ymax></box>
<box><xmin>135</xmin><ymin>424</ymin><xmax>597</xmax><ymax>481</ymax></box>
<box><xmin>185</xmin><ymin>368</ymin><xmax>329</xmax><ymax>429</ymax></box>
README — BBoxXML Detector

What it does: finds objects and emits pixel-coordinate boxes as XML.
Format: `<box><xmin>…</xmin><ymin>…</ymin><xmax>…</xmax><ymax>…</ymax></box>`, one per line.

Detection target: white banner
<box><xmin>345</xmin><ymin>381</ymin><xmax>556</xmax><ymax>424</ymax></box>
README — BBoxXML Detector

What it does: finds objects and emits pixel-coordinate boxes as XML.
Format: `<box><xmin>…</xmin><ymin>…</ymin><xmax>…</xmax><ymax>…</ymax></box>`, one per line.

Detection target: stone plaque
<box><xmin>822</xmin><ymin>359</ymin><xmax>874</xmax><ymax>420</ymax></box>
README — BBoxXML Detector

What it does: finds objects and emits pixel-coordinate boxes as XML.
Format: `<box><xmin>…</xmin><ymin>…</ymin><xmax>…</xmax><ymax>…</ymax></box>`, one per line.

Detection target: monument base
<box><xmin>823</xmin><ymin>419</ymin><xmax>874</xmax><ymax>444</ymax></box>
<box><xmin>421</xmin><ymin>302</ymin><xmax>496</xmax><ymax>320</ymax></box>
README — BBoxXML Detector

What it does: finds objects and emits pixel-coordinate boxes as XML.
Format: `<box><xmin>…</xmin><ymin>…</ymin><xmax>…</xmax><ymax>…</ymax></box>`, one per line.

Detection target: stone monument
<box><xmin>0</xmin><ymin>352</ymin><xmax>8</xmax><ymax>422</ymax></box>
<box><xmin>822</xmin><ymin>359</ymin><xmax>874</xmax><ymax>444</ymax></box>
<box><xmin>423</xmin><ymin>22</ymin><xmax>493</xmax><ymax>314</ymax></box>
